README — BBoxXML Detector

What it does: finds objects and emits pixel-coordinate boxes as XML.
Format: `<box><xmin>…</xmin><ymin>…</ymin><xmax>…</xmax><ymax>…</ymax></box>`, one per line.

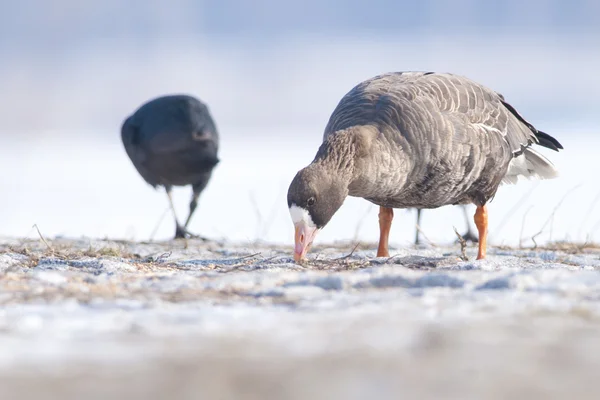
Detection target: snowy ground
<box><xmin>1</xmin><ymin>237</ymin><xmax>600</xmax><ymax>400</ymax></box>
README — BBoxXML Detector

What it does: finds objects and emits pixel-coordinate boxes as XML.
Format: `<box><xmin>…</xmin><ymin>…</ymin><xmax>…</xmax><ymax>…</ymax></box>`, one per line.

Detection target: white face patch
<box><xmin>289</xmin><ymin>204</ymin><xmax>316</xmax><ymax>228</ymax></box>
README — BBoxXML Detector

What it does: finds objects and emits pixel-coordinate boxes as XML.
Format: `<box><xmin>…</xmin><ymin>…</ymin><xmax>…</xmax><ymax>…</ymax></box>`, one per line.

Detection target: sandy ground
<box><xmin>1</xmin><ymin>237</ymin><xmax>600</xmax><ymax>400</ymax></box>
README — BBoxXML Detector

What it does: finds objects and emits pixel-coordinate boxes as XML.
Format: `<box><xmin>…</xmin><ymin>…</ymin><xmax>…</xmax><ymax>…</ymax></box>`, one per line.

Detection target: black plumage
<box><xmin>121</xmin><ymin>94</ymin><xmax>219</xmax><ymax>239</ymax></box>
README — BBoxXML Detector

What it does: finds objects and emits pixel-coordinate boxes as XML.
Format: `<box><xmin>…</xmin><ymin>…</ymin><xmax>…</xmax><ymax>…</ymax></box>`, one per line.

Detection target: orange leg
<box><xmin>377</xmin><ymin>207</ymin><xmax>394</xmax><ymax>257</ymax></box>
<box><xmin>473</xmin><ymin>205</ymin><xmax>488</xmax><ymax>260</ymax></box>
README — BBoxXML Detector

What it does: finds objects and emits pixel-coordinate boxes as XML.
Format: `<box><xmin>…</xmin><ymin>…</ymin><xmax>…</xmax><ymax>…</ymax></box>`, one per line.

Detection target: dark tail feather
<box><xmin>535</xmin><ymin>130</ymin><xmax>564</xmax><ymax>151</ymax></box>
<box><xmin>501</xmin><ymin>100</ymin><xmax>564</xmax><ymax>152</ymax></box>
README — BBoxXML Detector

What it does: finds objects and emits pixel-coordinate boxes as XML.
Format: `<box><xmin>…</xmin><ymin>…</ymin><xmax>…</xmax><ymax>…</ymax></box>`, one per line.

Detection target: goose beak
<box><xmin>294</xmin><ymin>221</ymin><xmax>319</xmax><ymax>262</ymax></box>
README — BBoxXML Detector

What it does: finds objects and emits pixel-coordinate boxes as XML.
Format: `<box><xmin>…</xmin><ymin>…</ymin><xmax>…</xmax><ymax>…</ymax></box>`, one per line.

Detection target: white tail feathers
<box><xmin>502</xmin><ymin>147</ymin><xmax>559</xmax><ymax>185</ymax></box>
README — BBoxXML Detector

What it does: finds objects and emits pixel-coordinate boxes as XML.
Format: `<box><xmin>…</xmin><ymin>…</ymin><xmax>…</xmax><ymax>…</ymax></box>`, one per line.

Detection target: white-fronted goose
<box><xmin>287</xmin><ymin>72</ymin><xmax>563</xmax><ymax>261</ymax></box>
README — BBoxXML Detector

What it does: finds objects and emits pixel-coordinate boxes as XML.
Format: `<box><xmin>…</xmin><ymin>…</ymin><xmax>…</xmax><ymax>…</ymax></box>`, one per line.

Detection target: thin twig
<box><xmin>576</xmin><ymin>236</ymin><xmax>591</xmax><ymax>253</ymax></box>
<box><xmin>353</xmin><ymin>204</ymin><xmax>374</xmax><ymax>241</ymax></box>
<box><xmin>261</xmin><ymin>186</ymin><xmax>285</xmax><ymax>240</ymax></box>
<box><xmin>384</xmin><ymin>254</ymin><xmax>402</xmax><ymax>263</ymax></box>
<box><xmin>549</xmin><ymin>211</ymin><xmax>555</xmax><ymax>243</ymax></box>
<box><xmin>453</xmin><ymin>227</ymin><xmax>468</xmax><ymax>261</ymax></box>
<box><xmin>237</xmin><ymin>252</ymin><xmax>262</xmax><ymax>261</ymax></box>
<box><xmin>260</xmin><ymin>255</ymin><xmax>280</xmax><ymax>263</ymax></box>
<box><xmin>335</xmin><ymin>242</ymin><xmax>361</xmax><ymax>260</ymax></box>
<box><xmin>531</xmin><ymin>231</ymin><xmax>539</xmax><ymax>250</ymax></box>
<box><xmin>152</xmin><ymin>251</ymin><xmax>172</xmax><ymax>264</ymax></box>
<box><xmin>150</xmin><ymin>206</ymin><xmax>171</xmax><ymax>242</ymax></box>
<box><xmin>519</xmin><ymin>206</ymin><xmax>534</xmax><ymax>249</ymax></box>
<box><xmin>531</xmin><ymin>184</ymin><xmax>582</xmax><ymax>249</ymax></box>
<box><xmin>591</xmin><ymin>219</ymin><xmax>600</xmax><ymax>238</ymax></box>
<box><xmin>579</xmin><ymin>189</ymin><xmax>600</xmax><ymax>238</ymax></box>
<box><xmin>222</xmin><ymin>253</ymin><xmax>265</xmax><ymax>272</ymax></box>
<box><xmin>32</xmin><ymin>224</ymin><xmax>53</xmax><ymax>253</ymax></box>
<box><xmin>495</xmin><ymin>182</ymin><xmax>539</xmax><ymax>238</ymax></box>
<box><xmin>415</xmin><ymin>224</ymin><xmax>437</xmax><ymax>247</ymax></box>
<box><xmin>249</xmin><ymin>191</ymin><xmax>264</xmax><ymax>240</ymax></box>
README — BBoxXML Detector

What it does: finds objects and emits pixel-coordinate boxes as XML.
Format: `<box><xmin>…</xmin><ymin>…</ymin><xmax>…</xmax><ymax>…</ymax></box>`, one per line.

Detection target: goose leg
<box><xmin>473</xmin><ymin>205</ymin><xmax>488</xmax><ymax>260</ymax></box>
<box><xmin>377</xmin><ymin>206</ymin><xmax>394</xmax><ymax>257</ymax></box>
<box><xmin>415</xmin><ymin>208</ymin><xmax>422</xmax><ymax>245</ymax></box>
<box><xmin>461</xmin><ymin>205</ymin><xmax>479</xmax><ymax>243</ymax></box>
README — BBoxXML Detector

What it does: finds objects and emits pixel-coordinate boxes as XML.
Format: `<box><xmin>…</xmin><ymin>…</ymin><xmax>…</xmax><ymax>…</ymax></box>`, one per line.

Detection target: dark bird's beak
<box><xmin>294</xmin><ymin>221</ymin><xmax>319</xmax><ymax>262</ymax></box>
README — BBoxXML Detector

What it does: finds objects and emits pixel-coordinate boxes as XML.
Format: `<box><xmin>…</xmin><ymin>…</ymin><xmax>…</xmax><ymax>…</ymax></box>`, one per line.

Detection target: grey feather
<box><xmin>316</xmin><ymin>72</ymin><xmax>562</xmax><ymax>209</ymax></box>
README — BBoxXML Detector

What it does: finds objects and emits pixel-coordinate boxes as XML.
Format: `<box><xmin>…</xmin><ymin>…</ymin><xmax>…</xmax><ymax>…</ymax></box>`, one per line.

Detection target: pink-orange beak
<box><xmin>294</xmin><ymin>221</ymin><xmax>319</xmax><ymax>262</ymax></box>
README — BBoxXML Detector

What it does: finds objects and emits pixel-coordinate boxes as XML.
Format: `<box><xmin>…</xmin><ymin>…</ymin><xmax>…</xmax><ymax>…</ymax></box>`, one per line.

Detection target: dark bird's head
<box><xmin>287</xmin><ymin>164</ymin><xmax>348</xmax><ymax>262</ymax></box>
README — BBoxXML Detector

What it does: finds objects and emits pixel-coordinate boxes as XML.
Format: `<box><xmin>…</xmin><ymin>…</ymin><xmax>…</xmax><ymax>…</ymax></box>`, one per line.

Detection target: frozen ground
<box><xmin>1</xmin><ymin>237</ymin><xmax>600</xmax><ymax>400</ymax></box>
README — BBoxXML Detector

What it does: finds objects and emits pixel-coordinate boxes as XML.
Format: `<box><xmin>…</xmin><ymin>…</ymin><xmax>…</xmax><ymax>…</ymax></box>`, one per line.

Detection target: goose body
<box><xmin>287</xmin><ymin>72</ymin><xmax>563</xmax><ymax>261</ymax></box>
<box><xmin>121</xmin><ymin>94</ymin><xmax>220</xmax><ymax>239</ymax></box>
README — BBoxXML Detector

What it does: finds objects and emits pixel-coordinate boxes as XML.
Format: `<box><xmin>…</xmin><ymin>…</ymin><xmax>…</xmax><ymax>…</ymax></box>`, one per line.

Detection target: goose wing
<box><xmin>323</xmin><ymin>71</ymin><xmax>560</xmax><ymax>157</ymax></box>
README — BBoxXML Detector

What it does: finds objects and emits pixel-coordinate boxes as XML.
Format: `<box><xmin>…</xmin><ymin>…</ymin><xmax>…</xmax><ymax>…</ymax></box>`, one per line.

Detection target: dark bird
<box><xmin>287</xmin><ymin>72</ymin><xmax>563</xmax><ymax>262</ymax></box>
<box><xmin>121</xmin><ymin>94</ymin><xmax>220</xmax><ymax>239</ymax></box>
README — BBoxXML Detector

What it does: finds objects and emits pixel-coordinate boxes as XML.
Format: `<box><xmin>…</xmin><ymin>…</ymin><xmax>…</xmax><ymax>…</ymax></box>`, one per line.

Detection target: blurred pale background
<box><xmin>0</xmin><ymin>0</ymin><xmax>599</xmax><ymax>247</ymax></box>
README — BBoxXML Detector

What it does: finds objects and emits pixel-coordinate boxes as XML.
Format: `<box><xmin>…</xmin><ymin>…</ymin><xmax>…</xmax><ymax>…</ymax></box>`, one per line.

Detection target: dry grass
<box><xmin>300</xmin><ymin>257</ymin><xmax>373</xmax><ymax>271</ymax></box>
<box><xmin>1</xmin><ymin>242</ymin><xmax>139</xmax><ymax>264</ymax></box>
<box><xmin>1</xmin><ymin>225</ymin><xmax>598</xmax><ymax>277</ymax></box>
<box><xmin>530</xmin><ymin>240</ymin><xmax>600</xmax><ymax>254</ymax></box>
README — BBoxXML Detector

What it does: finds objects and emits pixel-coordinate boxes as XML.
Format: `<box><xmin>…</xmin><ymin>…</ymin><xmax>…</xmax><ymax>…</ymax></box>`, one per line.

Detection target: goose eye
<box><xmin>307</xmin><ymin>197</ymin><xmax>316</xmax><ymax>206</ymax></box>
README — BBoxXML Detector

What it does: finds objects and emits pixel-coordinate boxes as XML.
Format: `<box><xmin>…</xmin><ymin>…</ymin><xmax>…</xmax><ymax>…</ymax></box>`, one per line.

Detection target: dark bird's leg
<box><xmin>176</xmin><ymin>183</ymin><xmax>209</xmax><ymax>240</ymax></box>
<box><xmin>165</xmin><ymin>186</ymin><xmax>187</xmax><ymax>239</ymax></box>
<box><xmin>473</xmin><ymin>205</ymin><xmax>488</xmax><ymax>260</ymax></box>
<box><xmin>377</xmin><ymin>206</ymin><xmax>394</xmax><ymax>257</ymax></box>
<box><xmin>183</xmin><ymin>190</ymin><xmax>199</xmax><ymax>230</ymax></box>
<box><xmin>415</xmin><ymin>208</ymin><xmax>422</xmax><ymax>245</ymax></box>
<box><xmin>460</xmin><ymin>206</ymin><xmax>479</xmax><ymax>243</ymax></box>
